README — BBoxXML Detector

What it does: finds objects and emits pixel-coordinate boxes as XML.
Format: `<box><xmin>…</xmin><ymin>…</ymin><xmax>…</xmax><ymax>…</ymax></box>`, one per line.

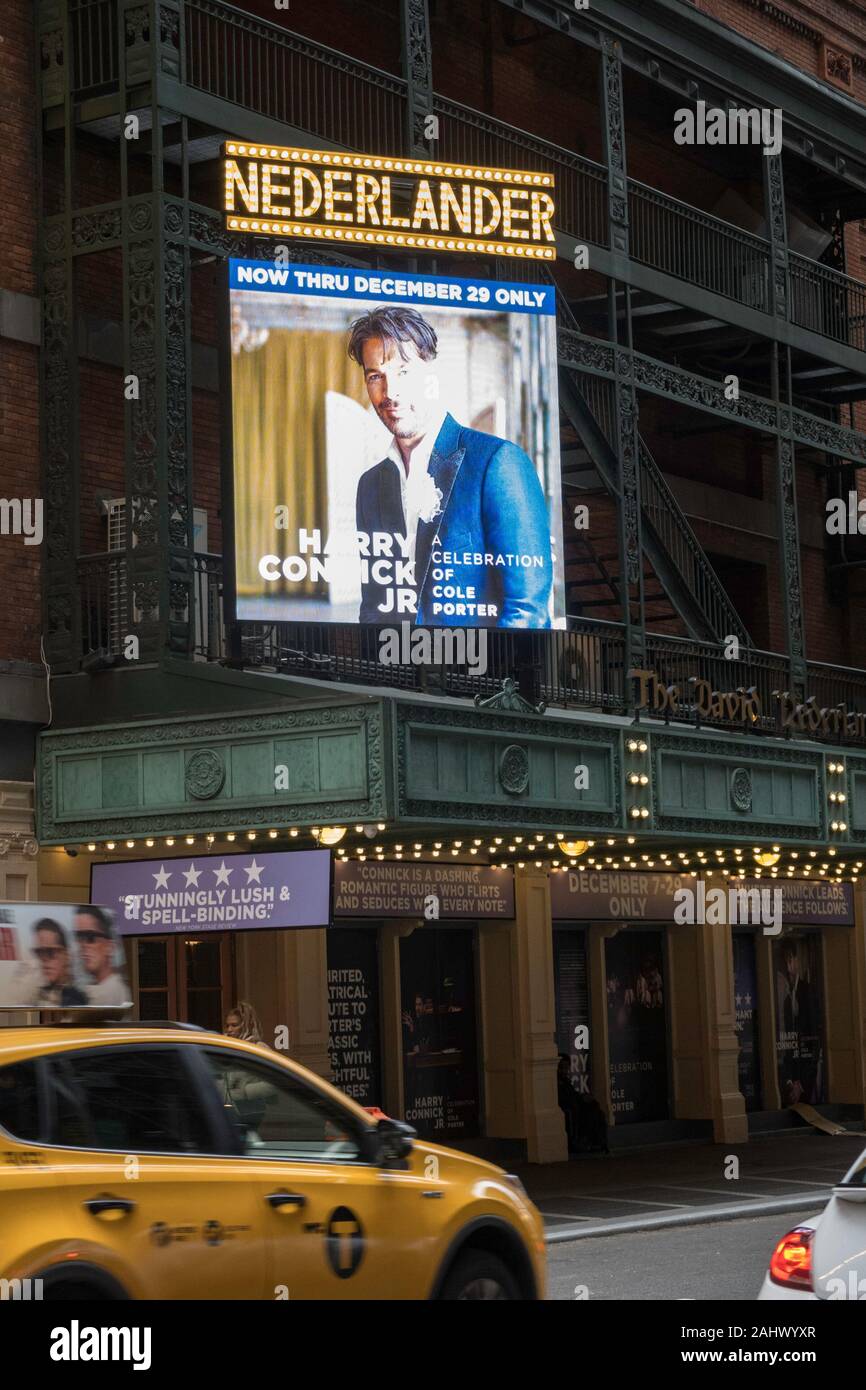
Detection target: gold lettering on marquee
<box><xmin>323</xmin><ymin>168</ymin><xmax>353</xmax><ymax>222</ymax></box>
<box><xmin>473</xmin><ymin>185</ymin><xmax>501</xmax><ymax>236</ymax></box>
<box><xmin>412</xmin><ymin>178</ymin><xmax>439</xmax><ymax>230</ymax></box>
<box><xmin>439</xmin><ymin>182</ymin><xmax>472</xmax><ymax>233</ymax></box>
<box><xmin>260</xmin><ymin>163</ymin><xmax>291</xmax><ymax>218</ymax></box>
<box><xmin>293</xmin><ymin>167</ymin><xmax>322</xmax><ymax>218</ymax></box>
<box><xmin>355</xmin><ymin>173</ymin><xmax>381</xmax><ymax>224</ymax></box>
<box><xmin>225</xmin><ymin>158</ymin><xmax>258</xmax><ymax>212</ymax></box>
<box><xmin>221</xmin><ymin>143</ymin><xmax>557</xmax><ymax>258</ymax></box>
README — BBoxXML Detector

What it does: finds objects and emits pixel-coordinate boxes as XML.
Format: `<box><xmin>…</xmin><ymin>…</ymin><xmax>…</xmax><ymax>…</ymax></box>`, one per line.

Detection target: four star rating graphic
<box><xmin>151</xmin><ymin>858</ymin><xmax>265</xmax><ymax>887</ymax></box>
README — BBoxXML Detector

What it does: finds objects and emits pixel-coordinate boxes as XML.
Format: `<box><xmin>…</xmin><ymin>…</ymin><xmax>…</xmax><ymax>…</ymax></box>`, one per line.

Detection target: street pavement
<box><xmin>515</xmin><ymin>1129</ymin><xmax>865</xmax><ymax>1241</ymax></box>
<box><xmin>545</xmin><ymin>1208</ymin><xmax>817</xmax><ymax>1300</ymax></box>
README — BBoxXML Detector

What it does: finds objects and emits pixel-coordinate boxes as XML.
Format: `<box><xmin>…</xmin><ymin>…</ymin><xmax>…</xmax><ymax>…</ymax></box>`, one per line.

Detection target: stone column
<box><xmin>755</xmin><ymin>933</ymin><xmax>782</xmax><ymax>1111</ymax></box>
<box><xmin>823</xmin><ymin>896</ymin><xmax>866</xmax><ymax>1110</ymax></box>
<box><xmin>695</xmin><ymin>919</ymin><xmax>748</xmax><ymax>1142</ymax></box>
<box><xmin>379</xmin><ymin>920</ymin><xmax>417</xmax><ymax>1119</ymax></box>
<box><xmin>588</xmin><ymin>922</ymin><xmax>618</xmax><ymax>1122</ymax></box>
<box><xmin>0</xmin><ymin>781</ymin><xmax>40</xmax><ymax>1025</ymax></box>
<box><xmin>510</xmin><ymin>868</ymin><xmax>567</xmax><ymax>1163</ymax></box>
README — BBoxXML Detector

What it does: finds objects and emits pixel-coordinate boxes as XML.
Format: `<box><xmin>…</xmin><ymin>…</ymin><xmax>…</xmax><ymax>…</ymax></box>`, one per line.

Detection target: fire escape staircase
<box><xmin>557</xmin><ymin>368</ymin><xmax>752</xmax><ymax>646</ymax></box>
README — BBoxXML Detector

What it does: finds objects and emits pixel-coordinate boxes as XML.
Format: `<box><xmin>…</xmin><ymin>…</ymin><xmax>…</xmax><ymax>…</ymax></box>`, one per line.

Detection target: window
<box><xmin>47</xmin><ymin>1047</ymin><xmax>214</xmax><ymax>1154</ymax></box>
<box><xmin>0</xmin><ymin>1060</ymin><xmax>41</xmax><ymax>1143</ymax></box>
<box><xmin>204</xmin><ymin>1049</ymin><xmax>363</xmax><ymax>1164</ymax></box>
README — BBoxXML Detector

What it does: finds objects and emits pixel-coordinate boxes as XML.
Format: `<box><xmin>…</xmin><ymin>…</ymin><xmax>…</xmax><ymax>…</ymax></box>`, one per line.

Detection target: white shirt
<box><xmin>385</xmin><ymin>410</ymin><xmax>447</xmax><ymax>573</ymax></box>
<box><xmin>84</xmin><ymin>972</ymin><xmax>130</xmax><ymax>1005</ymax></box>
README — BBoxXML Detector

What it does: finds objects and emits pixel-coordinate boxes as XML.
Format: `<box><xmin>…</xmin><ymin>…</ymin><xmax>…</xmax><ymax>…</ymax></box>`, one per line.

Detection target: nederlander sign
<box><xmin>551</xmin><ymin>870</ymin><xmax>854</xmax><ymax>924</ymax></box>
<box><xmin>223</xmin><ymin>143</ymin><xmax>556</xmax><ymax>259</ymax></box>
<box><xmin>630</xmin><ymin>668</ymin><xmax>866</xmax><ymax>743</ymax></box>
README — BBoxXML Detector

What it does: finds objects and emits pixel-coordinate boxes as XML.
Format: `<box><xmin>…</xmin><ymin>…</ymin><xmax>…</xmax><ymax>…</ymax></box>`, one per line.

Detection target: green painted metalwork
<box><xmin>37</xmin><ymin>700</ymin><xmax>387</xmax><ymax>843</ymax></box>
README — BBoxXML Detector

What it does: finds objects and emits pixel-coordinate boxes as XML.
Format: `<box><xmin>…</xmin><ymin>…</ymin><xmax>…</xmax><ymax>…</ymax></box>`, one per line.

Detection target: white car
<box><xmin>759</xmin><ymin>1145</ymin><xmax>866</xmax><ymax>1300</ymax></box>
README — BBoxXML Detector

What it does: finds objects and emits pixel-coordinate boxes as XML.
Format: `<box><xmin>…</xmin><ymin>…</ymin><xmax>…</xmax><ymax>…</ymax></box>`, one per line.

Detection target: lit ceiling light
<box><xmin>557</xmin><ymin>840</ymin><xmax>589</xmax><ymax>858</ymax></box>
<box><xmin>754</xmin><ymin>850</ymin><xmax>781</xmax><ymax>867</ymax></box>
<box><xmin>315</xmin><ymin>826</ymin><xmax>347</xmax><ymax>846</ymax></box>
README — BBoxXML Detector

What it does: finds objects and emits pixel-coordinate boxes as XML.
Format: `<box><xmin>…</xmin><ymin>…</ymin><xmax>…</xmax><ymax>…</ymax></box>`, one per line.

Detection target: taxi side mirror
<box><xmin>372</xmin><ymin>1117</ymin><xmax>416</xmax><ymax>1168</ymax></box>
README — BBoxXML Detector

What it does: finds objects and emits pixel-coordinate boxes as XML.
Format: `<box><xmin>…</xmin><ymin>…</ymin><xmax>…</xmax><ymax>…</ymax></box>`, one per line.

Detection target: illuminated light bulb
<box><xmin>269</xmin><ymin>830</ymin><xmax>278</xmax><ymax>839</ymax></box>
<box><xmin>106</xmin><ymin>841</ymin><xmax>116</xmax><ymax>850</ymax></box>
<box><xmin>557</xmin><ymin>840</ymin><xmax>589</xmax><ymax>858</ymax></box>
<box><xmin>317</xmin><ymin>827</ymin><xmax>347</xmax><ymax>846</ymax></box>
<box><xmin>227</xmin><ymin>833</ymin><xmax>236</xmax><ymax>842</ymax></box>
<box><xmin>185</xmin><ymin>836</ymin><xmax>194</xmax><ymax>846</ymax></box>
<box><xmin>290</xmin><ymin>829</ymin><xmax>298</xmax><ymax>837</ymax></box>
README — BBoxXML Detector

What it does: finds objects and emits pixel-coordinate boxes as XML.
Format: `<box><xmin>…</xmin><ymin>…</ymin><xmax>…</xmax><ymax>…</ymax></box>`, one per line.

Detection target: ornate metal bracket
<box><xmin>474</xmin><ymin>678</ymin><xmax>546</xmax><ymax>716</ymax></box>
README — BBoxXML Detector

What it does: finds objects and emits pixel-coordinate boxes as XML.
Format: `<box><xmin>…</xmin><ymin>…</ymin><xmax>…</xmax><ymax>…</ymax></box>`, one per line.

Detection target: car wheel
<box><xmin>439</xmin><ymin>1250</ymin><xmax>522</xmax><ymax>1300</ymax></box>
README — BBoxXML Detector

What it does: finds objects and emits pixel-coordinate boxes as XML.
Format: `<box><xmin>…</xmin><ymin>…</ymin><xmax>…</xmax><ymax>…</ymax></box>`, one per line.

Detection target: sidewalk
<box><xmin>515</xmin><ymin>1128</ymin><xmax>866</xmax><ymax>1243</ymax></box>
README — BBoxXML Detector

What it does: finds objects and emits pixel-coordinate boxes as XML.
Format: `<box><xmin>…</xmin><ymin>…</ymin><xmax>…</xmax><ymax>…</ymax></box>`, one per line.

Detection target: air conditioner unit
<box><xmin>105</xmin><ymin>500</ymin><xmax>208</xmax><ymax>655</ymax></box>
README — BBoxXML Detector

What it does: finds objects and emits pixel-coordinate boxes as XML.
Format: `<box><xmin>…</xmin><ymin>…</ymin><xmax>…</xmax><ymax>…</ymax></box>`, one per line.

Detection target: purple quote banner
<box><xmin>91</xmin><ymin>850</ymin><xmax>332</xmax><ymax>934</ymax></box>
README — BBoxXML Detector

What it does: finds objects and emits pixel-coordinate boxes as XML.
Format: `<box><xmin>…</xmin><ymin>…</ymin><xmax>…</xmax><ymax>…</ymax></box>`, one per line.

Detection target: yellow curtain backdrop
<box><xmin>232</xmin><ymin>328</ymin><xmax>370</xmax><ymax>598</ymax></box>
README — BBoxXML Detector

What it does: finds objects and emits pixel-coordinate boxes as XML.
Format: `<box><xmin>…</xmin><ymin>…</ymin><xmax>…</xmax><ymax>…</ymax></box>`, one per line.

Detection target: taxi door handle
<box><xmin>265</xmin><ymin>1191</ymin><xmax>307</xmax><ymax>1210</ymax></box>
<box><xmin>84</xmin><ymin>1197</ymin><xmax>136</xmax><ymax>1217</ymax></box>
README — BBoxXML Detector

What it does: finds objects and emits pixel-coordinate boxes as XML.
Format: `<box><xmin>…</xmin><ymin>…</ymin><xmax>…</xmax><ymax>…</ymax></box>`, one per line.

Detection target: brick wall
<box><xmin>8</xmin><ymin>0</ymin><xmax>866</xmax><ymax>671</ymax></box>
<box><xmin>0</xmin><ymin>0</ymin><xmax>39</xmax><ymax>664</ymax></box>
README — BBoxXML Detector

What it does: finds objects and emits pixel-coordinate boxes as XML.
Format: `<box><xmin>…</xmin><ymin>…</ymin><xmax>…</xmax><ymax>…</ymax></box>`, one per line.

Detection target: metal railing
<box><xmin>433</xmin><ymin>97</ymin><xmax>609</xmax><ymax>249</ymax></box>
<box><xmin>185</xmin><ymin>0</ymin><xmax>407</xmax><ymax>152</ymax></box>
<box><xmin>78</xmin><ymin>549</ymin><xmax>866</xmax><ymax>728</ymax></box>
<box><xmin>807</xmin><ymin>658</ymin><xmax>866</xmax><ymax>714</ymax></box>
<box><xmin>643</xmin><ymin>633</ymin><xmax>790</xmax><ymax>732</ymax></box>
<box><xmin>69</xmin><ymin>0</ymin><xmax>118</xmax><ymax>97</ymax></box>
<box><xmin>637</xmin><ymin>443</ymin><xmax>750</xmax><ymax>646</ymax></box>
<box><xmin>790</xmin><ymin>252</ymin><xmax>866</xmax><ymax>352</ymax></box>
<box><xmin>80</xmin><ymin>551</ymin><xmax>224</xmax><ymax>662</ymax></box>
<box><xmin>63</xmin><ymin>1</ymin><xmax>866</xmax><ymax>354</ymax></box>
<box><xmin>237</xmin><ymin>617</ymin><xmax>627</xmax><ymax>711</ymax></box>
<box><xmin>629</xmin><ymin>179</ymin><xmax>772</xmax><ymax>312</ymax></box>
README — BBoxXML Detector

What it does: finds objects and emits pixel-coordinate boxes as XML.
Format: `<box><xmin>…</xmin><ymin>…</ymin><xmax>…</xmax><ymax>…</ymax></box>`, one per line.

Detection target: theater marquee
<box><xmin>223</xmin><ymin>143</ymin><xmax>556</xmax><ymax>258</ymax></box>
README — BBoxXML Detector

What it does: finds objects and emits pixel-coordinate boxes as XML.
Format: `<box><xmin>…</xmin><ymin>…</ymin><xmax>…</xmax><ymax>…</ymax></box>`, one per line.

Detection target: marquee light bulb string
<box><xmin>64</xmin><ymin>828</ymin><xmax>861</xmax><ymax>885</ymax></box>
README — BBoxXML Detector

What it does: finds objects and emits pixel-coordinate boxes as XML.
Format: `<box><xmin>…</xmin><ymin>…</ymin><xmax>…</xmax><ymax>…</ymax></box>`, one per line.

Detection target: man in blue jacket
<box><xmin>349</xmin><ymin>305</ymin><xmax>553</xmax><ymax>628</ymax></box>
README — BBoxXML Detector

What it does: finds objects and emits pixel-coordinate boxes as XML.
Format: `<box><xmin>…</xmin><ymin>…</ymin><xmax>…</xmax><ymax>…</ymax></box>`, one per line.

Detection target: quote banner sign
<box><xmin>551</xmin><ymin>870</ymin><xmax>855</xmax><ymax>925</ymax></box>
<box><xmin>334</xmin><ymin>861</ymin><xmax>514</xmax><ymax>919</ymax></box>
<box><xmin>91</xmin><ymin>850</ymin><xmax>332</xmax><ymax>934</ymax></box>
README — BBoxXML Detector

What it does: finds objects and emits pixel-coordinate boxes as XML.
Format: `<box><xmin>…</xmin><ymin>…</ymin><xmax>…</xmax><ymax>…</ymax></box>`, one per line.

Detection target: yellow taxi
<box><xmin>0</xmin><ymin>1023</ymin><xmax>546</xmax><ymax>1300</ymax></box>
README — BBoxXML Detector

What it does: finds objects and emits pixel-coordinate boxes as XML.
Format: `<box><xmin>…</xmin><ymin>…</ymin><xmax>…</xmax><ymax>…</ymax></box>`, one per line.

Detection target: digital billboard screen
<box><xmin>228</xmin><ymin>259</ymin><xmax>565</xmax><ymax>629</ymax></box>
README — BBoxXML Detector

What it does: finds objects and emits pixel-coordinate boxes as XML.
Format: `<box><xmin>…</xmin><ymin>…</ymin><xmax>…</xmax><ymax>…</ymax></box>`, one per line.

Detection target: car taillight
<box><xmin>769</xmin><ymin>1226</ymin><xmax>814</xmax><ymax>1291</ymax></box>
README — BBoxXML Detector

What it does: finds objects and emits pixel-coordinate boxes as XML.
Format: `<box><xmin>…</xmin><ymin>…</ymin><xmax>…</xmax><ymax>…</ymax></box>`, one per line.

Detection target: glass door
<box><xmin>131</xmin><ymin>934</ymin><xmax>234</xmax><ymax>1031</ymax></box>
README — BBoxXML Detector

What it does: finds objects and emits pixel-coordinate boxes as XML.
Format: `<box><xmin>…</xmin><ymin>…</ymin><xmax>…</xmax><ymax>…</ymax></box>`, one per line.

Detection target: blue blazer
<box><xmin>355</xmin><ymin>413</ymin><xmax>553</xmax><ymax>628</ymax></box>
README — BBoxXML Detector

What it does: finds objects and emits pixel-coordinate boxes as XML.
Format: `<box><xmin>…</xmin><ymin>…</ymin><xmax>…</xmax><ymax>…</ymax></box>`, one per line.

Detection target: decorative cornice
<box><xmin>37</xmin><ymin>703</ymin><xmax>386</xmax><ymax>843</ymax></box>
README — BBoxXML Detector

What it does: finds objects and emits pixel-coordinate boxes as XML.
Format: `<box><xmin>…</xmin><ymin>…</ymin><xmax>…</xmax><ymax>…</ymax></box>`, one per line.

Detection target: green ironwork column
<box><xmin>118</xmin><ymin>0</ymin><xmax>194</xmax><ymax>660</ymax></box>
<box><xmin>763</xmin><ymin>153</ymin><xmax>805</xmax><ymax>685</ymax></box>
<box><xmin>776</xmin><ymin>348</ymin><xmax>807</xmax><ymax>692</ymax></box>
<box><xmin>39</xmin><ymin>0</ymin><xmax>81</xmax><ymax>670</ymax></box>
<box><xmin>400</xmin><ymin>0</ymin><xmax>434</xmax><ymax>158</ymax></box>
<box><xmin>600</xmin><ymin>34</ymin><xmax>645</xmax><ymax>673</ymax></box>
